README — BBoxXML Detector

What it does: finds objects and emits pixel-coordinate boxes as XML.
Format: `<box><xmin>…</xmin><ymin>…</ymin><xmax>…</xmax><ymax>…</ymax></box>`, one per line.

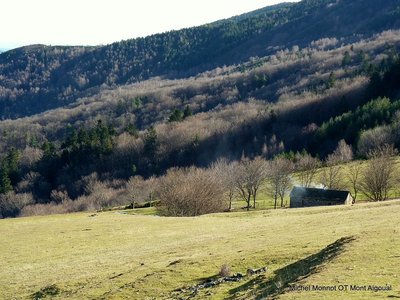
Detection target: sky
<box><xmin>1</xmin><ymin>0</ymin><xmax>300</xmax><ymax>50</ymax></box>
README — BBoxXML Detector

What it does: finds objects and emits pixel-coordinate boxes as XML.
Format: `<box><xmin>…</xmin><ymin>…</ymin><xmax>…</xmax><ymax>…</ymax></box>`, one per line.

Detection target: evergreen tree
<box><xmin>342</xmin><ymin>51</ymin><xmax>351</xmax><ymax>66</ymax></box>
<box><xmin>326</xmin><ymin>72</ymin><xmax>336</xmax><ymax>89</ymax></box>
<box><xmin>144</xmin><ymin>127</ymin><xmax>158</xmax><ymax>158</ymax></box>
<box><xmin>4</xmin><ymin>148</ymin><xmax>20</xmax><ymax>183</ymax></box>
<box><xmin>0</xmin><ymin>166</ymin><xmax>12</xmax><ymax>194</ymax></box>
<box><xmin>144</xmin><ymin>126</ymin><xmax>159</xmax><ymax>174</ymax></box>
<box><xmin>95</xmin><ymin>120</ymin><xmax>113</xmax><ymax>154</ymax></box>
<box><xmin>42</xmin><ymin>141</ymin><xmax>56</xmax><ymax>158</ymax></box>
<box><xmin>77</xmin><ymin>128</ymin><xmax>89</xmax><ymax>149</ymax></box>
<box><xmin>125</xmin><ymin>124</ymin><xmax>138</xmax><ymax>137</ymax></box>
<box><xmin>183</xmin><ymin>105</ymin><xmax>193</xmax><ymax>119</ymax></box>
<box><xmin>168</xmin><ymin>109</ymin><xmax>184</xmax><ymax>122</ymax></box>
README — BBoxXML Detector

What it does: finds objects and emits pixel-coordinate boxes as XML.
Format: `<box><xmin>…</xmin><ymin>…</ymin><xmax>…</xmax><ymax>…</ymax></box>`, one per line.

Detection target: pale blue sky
<box><xmin>1</xmin><ymin>0</ymin><xmax>300</xmax><ymax>50</ymax></box>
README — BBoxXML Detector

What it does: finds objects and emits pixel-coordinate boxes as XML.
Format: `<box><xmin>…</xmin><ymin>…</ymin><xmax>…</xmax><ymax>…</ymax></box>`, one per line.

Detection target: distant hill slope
<box><xmin>0</xmin><ymin>0</ymin><xmax>399</xmax><ymax>119</ymax></box>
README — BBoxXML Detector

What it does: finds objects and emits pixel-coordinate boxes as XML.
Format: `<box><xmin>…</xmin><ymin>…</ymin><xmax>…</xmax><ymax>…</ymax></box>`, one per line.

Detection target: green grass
<box><xmin>126</xmin><ymin>207</ymin><xmax>159</xmax><ymax>216</ymax></box>
<box><xmin>293</xmin><ymin>157</ymin><xmax>400</xmax><ymax>203</ymax></box>
<box><xmin>1</xmin><ymin>200</ymin><xmax>399</xmax><ymax>299</ymax></box>
<box><xmin>231</xmin><ymin>157</ymin><xmax>400</xmax><ymax>211</ymax></box>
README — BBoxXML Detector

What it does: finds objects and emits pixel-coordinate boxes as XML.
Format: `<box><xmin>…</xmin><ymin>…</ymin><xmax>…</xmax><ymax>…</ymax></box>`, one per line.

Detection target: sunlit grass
<box><xmin>1</xmin><ymin>200</ymin><xmax>399</xmax><ymax>299</ymax></box>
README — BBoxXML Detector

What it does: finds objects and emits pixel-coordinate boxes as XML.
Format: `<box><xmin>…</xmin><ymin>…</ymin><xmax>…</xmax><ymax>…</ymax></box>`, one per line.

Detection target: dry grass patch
<box><xmin>0</xmin><ymin>201</ymin><xmax>399</xmax><ymax>299</ymax></box>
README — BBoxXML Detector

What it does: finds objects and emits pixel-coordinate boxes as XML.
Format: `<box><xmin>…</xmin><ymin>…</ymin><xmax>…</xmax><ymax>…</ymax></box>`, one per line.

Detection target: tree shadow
<box><xmin>227</xmin><ymin>236</ymin><xmax>356</xmax><ymax>300</ymax></box>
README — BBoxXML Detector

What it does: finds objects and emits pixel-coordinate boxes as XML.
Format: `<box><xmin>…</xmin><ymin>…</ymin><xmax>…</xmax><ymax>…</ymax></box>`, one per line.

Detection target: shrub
<box><xmin>219</xmin><ymin>264</ymin><xmax>231</xmax><ymax>277</ymax></box>
<box><xmin>126</xmin><ymin>176</ymin><xmax>158</xmax><ymax>204</ymax></box>
<box><xmin>50</xmin><ymin>190</ymin><xmax>71</xmax><ymax>204</ymax></box>
<box><xmin>20</xmin><ymin>185</ymin><xmax>128</xmax><ymax>217</ymax></box>
<box><xmin>357</xmin><ymin>126</ymin><xmax>393</xmax><ymax>157</ymax></box>
<box><xmin>157</xmin><ymin>167</ymin><xmax>226</xmax><ymax>216</ymax></box>
<box><xmin>0</xmin><ymin>192</ymin><xmax>35</xmax><ymax>218</ymax></box>
<box><xmin>20</xmin><ymin>202</ymin><xmax>69</xmax><ymax>217</ymax></box>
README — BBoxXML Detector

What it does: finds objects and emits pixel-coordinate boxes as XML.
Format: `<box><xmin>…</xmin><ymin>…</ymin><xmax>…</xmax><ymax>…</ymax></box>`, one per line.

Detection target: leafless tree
<box><xmin>320</xmin><ymin>155</ymin><xmax>343</xmax><ymax>190</ymax></box>
<box><xmin>295</xmin><ymin>153</ymin><xmax>321</xmax><ymax>187</ymax></box>
<box><xmin>211</xmin><ymin>158</ymin><xmax>237</xmax><ymax>210</ymax></box>
<box><xmin>145</xmin><ymin>176</ymin><xmax>158</xmax><ymax>202</ymax></box>
<box><xmin>234</xmin><ymin>157</ymin><xmax>268</xmax><ymax>211</ymax></box>
<box><xmin>333</xmin><ymin>139</ymin><xmax>353</xmax><ymax>162</ymax></box>
<box><xmin>248</xmin><ymin>157</ymin><xmax>269</xmax><ymax>209</ymax></box>
<box><xmin>0</xmin><ymin>192</ymin><xmax>34</xmax><ymax>218</ymax></box>
<box><xmin>360</xmin><ymin>145</ymin><xmax>398</xmax><ymax>201</ymax></box>
<box><xmin>357</xmin><ymin>126</ymin><xmax>393</xmax><ymax>157</ymax></box>
<box><xmin>50</xmin><ymin>190</ymin><xmax>71</xmax><ymax>204</ymax></box>
<box><xmin>267</xmin><ymin>157</ymin><xmax>294</xmax><ymax>209</ymax></box>
<box><xmin>320</xmin><ymin>140</ymin><xmax>354</xmax><ymax>189</ymax></box>
<box><xmin>234</xmin><ymin>162</ymin><xmax>252</xmax><ymax>211</ymax></box>
<box><xmin>347</xmin><ymin>161</ymin><xmax>363</xmax><ymax>202</ymax></box>
<box><xmin>126</xmin><ymin>175</ymin><xmax>158</xmax><ymax>204</ymax></box>
<box><xmin>277</xmin><ymin>160</ymin><xmax>294</xmax><ymax>208</ymax></box>
<box><xmin>20</xmin><ymin>147</ymin><xmax>43</xmax><ymax>169</ymax></box>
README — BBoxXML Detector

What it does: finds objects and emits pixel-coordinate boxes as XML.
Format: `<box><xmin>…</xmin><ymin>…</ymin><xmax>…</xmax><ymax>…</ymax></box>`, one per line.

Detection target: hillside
<box><xmin>0</xmin><ymin>0</ymin><xmax>399</xmax><ymax>119</ymax></box>
<box><xmin>0</xmin><ymin>0</ymin><xmax>400</xmax><ymax>216</ymax></box>
<box><xmin>2</xmin><ymin>2</ymin><xmax>400</xmax><ymax>297</ymax></box>
<box><xmin>0</xmin><ymin>200</ymin><xmax>399</xmax><ymax>299</ymax></box>
<box><xmin>1</xmin><ymin>3</ymin><xmax>400</xmax><ymax>300</ymax></box>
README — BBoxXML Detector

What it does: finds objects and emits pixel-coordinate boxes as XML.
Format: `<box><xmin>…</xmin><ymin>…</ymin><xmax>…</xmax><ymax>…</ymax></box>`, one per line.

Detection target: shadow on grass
<box><xmin>227</xmin><ymin>236</ymin><xmax>356</xmax><ymax>300</ymax></box>
<box><xmin>31</xmin><ymin>284</ymin><xmax>61</xmax><ymax>299</ymax></box>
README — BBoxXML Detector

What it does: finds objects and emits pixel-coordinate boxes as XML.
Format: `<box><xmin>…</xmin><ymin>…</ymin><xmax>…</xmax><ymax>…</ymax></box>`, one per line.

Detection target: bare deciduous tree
<box><xmin>360</xmin><ymin>145</ymin><xmax>398</xmax><ymax>201</ymax></box>
<box><xmin>126</xmin><ymin>176</ymin><xmax>145</xmax><ymax>204</ymax></box>
<box><xmin>20</xmin><ymin>146</ymin><xmax>43</xmax><ymax>168</ymax></box>
<box><xmin>347</xmin><ymin>161</ymin><xmax>362</xmax><ymax>203</ymax></box>
<box><xmin>211</xmin><ymin>158</ymin><xmax>237</xmax><ymax>211</ymax></box>
<box><xmin>234</xmin><ymin>162</ymin><xmax>252</xmax><ymax>211</ymax></box>
<box><xmin>357</xmin><ymin>126</ymin><xmax>393</xmax><ymax>157</ymax></box>
<box><xmin>333</xmin><ymin>139</ymin><xmax>353</xmax><ymax>162</ymax></box>
<box><xmin>234</xmin><ymin>157</ymin><xmax>268</xmax><ymax>211</ymax></box>
<box><xmin>126</xmin><ymin>175</ymin><xmax>158</xmax><ymax>206</ymax></box>
<box><xmin>320</xmin><ymin>140</ymin><xmax>354</xmax><ymax>190</ymax></box>
<box><xmin>295</xmin><ymin>153</ymin><xmax>320</xmax><ymax>187</ymax></box>
<box><xmin>320</xmin><ymin>154</ymin><xmax>343</xmax><ymax>190</ymax></box>
<box><xmin>277</xmin><ymin>160</ymin><xmax>294</xmax><ymax>208</ymax></box>
<box><xmin>267</xmin><ymin>157</ymin><xmax>294</xmax><ymax>209</ymax></box>
<box><xmin>0</xmin><ymin>192</ymin><xmax>34</xmax><ymax>218</ymax></box>
<box><xmin>248</xmin><ymin>157</ymin><xmax>269</xmax><ymax>209</ymax></box>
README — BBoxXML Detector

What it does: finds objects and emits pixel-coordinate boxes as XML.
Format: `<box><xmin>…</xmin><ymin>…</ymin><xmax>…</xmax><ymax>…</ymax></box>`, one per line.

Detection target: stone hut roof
<box><xmin>290</xmin><ymin>186</ymin><xmax>351</xmax><ymax>202</ymax></box>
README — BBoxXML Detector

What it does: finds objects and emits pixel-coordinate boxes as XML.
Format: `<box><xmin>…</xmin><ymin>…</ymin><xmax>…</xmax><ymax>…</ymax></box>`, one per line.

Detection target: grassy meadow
<box><xmin>1</xmin><ymin>200</ymin><xmax>400</xmax><ymax>299</ymax></box>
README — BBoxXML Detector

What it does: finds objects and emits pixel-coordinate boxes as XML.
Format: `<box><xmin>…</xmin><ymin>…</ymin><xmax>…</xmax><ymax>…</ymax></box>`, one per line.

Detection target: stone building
<box><xmin>290</xmin><ymin>186</ymin><xmax>353</xmax><ymax>208</ymax></box>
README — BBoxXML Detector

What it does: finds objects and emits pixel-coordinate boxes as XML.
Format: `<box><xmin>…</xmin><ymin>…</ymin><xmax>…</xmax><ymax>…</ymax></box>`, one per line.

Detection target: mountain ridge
<box><xmin>1</xmin><ymin>0</ymin><xmax>400</xmax><ymax>119</ymax></box>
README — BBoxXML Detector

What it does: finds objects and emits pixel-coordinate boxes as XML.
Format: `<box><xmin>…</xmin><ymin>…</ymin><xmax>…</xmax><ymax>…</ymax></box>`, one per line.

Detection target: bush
<box><xmin>357</xmin><ymin>126</ymin><xmax>393</xmax><ymax>157</ymax></box>
<box><xmin>50</xmin><ymin>190</ymin><xmax>71</xmax><ymax>204</ymax></box>
<box><xmin>157</xmin><ymin>167</ymin><xmax>226</xmax><ymax>216</ymax></box>
<box><xmin>219</xmin><ymin>264</ymin><xmax>231</xmax><ymax>277</ymax></box>
<box><xmin>20</xmin><ymin>185</ymin><xmax>129</xmax><ymax>217</ymax></box>
<box><xmin>126</xmin><ymin>176</ymin><xmax>158</xmax><ymax>204</ymax></box>
<box><xmin>20</xmin><ymin>202</ymin><xmax>69</xmax><ymax>217</ymax></box>
<box><xmin>0</xmin><ymin>192</ymin><xmax>34</xmax><ymax>218</ymax></box>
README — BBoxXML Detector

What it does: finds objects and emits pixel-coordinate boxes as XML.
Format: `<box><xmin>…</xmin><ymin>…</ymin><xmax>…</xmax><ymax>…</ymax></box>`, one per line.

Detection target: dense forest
<box><xmin>1</xmin><ymin>0</ymin><xmax>400</xmax><ymax>218</ymax></box>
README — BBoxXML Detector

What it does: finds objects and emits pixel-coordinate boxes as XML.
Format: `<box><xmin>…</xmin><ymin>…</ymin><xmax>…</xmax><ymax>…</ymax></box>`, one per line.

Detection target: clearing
<box><xmin>0</xmin><ymin>201</ymin><xmax>399</xmax><ymax>299</ymax></box>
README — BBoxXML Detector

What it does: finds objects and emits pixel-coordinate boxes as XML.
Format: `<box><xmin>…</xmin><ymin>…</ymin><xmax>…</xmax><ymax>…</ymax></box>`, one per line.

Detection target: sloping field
<box><xmin>1</xmin><ymin>201</ymin><xmax>399</xmax><ymax>299</ymax></box>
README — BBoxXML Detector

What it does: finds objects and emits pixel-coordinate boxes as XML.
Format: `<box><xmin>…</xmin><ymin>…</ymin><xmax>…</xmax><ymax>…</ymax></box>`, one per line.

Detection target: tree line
<box><xmin>1</xmin><ymin>135</ymin><xmax>399</xmax><ymax>218</ymax></box>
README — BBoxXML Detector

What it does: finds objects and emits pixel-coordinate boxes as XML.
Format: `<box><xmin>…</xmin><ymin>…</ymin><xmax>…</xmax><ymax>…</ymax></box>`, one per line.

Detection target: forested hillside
<box><xmin>1</xmin><ymin>0</ymin><xmax>400</xmax><ymax>218</ymax></box>
<box><xmin>0</xmin><ymin>0</ymin><xmax>399</xmax><ymax>118</ymax></box>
